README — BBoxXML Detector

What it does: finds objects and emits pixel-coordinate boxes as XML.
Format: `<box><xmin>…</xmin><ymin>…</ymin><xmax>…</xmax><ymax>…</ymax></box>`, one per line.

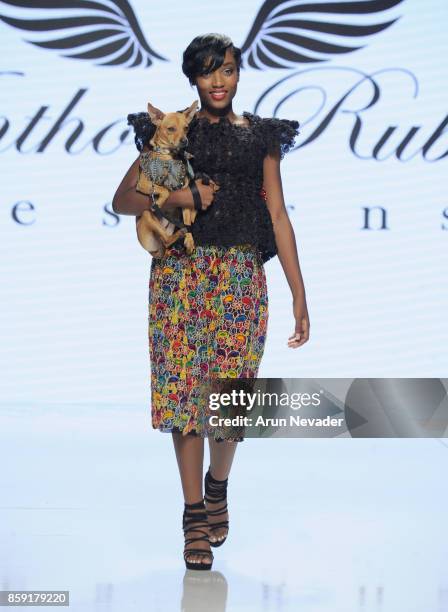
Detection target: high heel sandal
<box><xmin>183</xmin><ymin>499</ymin><xmax>214</xmax><ymax>570</ymax></box>
<box><xmin>204</xmin><ymin>467</ymin><xmax>229</xmax><ymax>547</ymax></box>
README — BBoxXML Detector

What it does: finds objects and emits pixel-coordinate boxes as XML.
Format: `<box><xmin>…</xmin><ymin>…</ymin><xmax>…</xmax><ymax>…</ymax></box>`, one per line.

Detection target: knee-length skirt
<box><xmin>147</xmin><ymin>242</ymin><xmax>269</xmax><ymax>442</ymax></box>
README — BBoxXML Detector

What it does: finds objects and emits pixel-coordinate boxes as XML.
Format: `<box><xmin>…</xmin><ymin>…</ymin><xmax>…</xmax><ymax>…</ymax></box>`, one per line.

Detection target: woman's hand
<box><xmin>170</xmin><ymin>178</ymin><xmax>220</xmax><ymax>211</ymax></box>
<box><xmin>288</xmin><ymin>294</ymin><xmax>310</xmax><ymax>348</ymax></box>
<box><xmin>193</xmin><ymin>178</ymin><xmax>220</xmax><ymax>210</ymax></box>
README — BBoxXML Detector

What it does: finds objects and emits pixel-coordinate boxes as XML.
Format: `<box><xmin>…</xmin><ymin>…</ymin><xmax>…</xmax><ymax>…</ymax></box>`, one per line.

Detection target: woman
<box><xmin>112</xmin><ymin>33</ymin><xmax>310</xmax><ymax>571</ymax></box>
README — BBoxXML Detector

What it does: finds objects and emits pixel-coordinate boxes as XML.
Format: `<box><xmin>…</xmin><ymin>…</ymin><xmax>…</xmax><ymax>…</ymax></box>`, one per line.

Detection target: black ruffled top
<box><xmin>127</xmin><ymin>109</ymin><xmax>300</xmax><ymax>263</ymax></box>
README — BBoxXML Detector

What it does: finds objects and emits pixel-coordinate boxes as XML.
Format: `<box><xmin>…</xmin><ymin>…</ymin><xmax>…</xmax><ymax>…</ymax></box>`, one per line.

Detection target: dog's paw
<box><xmin>184</xmin><ymin>233</ymin><xmax>195</xmax><ymax>254</ymax></box>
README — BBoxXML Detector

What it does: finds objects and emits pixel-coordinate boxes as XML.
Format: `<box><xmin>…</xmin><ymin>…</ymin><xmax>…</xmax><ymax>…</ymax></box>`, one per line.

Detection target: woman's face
<box><xmin>195</xmin><ymin>48</ymin><xmax>239</xmax><ymax>110</ymax></box>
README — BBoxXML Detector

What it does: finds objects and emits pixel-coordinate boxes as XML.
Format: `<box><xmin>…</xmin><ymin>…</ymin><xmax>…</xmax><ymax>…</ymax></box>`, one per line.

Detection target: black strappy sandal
<box><xmin>183</xmin><ymin>499</ymin><xmax>214</xmax><ymax>570</ymax></box>
<box><xmin>204</xmin><ymin>467</ymin><xmax>229</xmax><ymax>548</ymax></box>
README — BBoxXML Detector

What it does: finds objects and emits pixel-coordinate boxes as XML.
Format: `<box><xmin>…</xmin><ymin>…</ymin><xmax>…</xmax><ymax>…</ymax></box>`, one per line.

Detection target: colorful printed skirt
<box><xmin>148</xmin><ymin>242</ymin><xmax>269</xmax><ymax>442</ymax></box>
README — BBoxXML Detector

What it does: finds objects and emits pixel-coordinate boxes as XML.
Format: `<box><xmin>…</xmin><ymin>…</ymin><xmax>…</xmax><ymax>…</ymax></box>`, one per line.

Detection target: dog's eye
<box><xmin>167</xmin><ymin>127</ymin><xmax>176</xmax><ymax>132</ymax></box>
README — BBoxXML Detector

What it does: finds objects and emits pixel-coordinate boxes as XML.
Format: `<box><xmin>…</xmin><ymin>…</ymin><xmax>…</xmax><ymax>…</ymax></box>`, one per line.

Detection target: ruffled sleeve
<box><xmin>127</xmin><ymin>111</ymin><xmax>156</xmax><ymax>152</ymax></box>
<box><xmin>261</xmin><ymin>116</ymin><xmax>300</xmax><ymax>160</ymax></box>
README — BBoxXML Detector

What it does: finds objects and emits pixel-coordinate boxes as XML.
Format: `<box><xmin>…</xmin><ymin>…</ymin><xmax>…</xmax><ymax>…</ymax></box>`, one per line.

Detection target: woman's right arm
<box><xmin>112</xmin><ymin>147</ymin><xmax>219</xmax><ymax>215</ymax></box>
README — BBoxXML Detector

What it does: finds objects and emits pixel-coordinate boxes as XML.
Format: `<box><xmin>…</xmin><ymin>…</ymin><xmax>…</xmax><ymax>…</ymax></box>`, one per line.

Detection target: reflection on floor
<box><xmin>0</xmin><ymin>403</ymin><xmax>447</xmax><ymax>611</ymax></box>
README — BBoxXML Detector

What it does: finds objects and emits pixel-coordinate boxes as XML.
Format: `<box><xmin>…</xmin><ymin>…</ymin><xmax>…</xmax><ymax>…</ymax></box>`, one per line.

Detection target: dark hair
<box><xmin>182</xmin><ymin>33</ymin><xmax>242</xmax><ymax>86</ymax></box>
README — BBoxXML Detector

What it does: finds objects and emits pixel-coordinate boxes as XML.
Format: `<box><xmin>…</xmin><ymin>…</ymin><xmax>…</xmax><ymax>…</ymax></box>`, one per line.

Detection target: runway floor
<box><xmin>0</xmin><ymin>402</ymin><xmax>447</xmax><ymax>612</ymax></box>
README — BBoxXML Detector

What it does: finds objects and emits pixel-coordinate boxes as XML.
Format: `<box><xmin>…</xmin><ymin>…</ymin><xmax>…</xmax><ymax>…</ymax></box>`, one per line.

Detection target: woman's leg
<box><xmin>172</xmin><ymin>432</ymin><xmax>212</xmax><ymax>564</ymax></box>
<box><xmin>172</xmin><ymin>432</ymin><xmax>205</xmax><ymax>502</ymax></box>
<box><xmin>206</xmin><ymin>437</ymin><xmax>238</xmax><ymax>542</ymax></box>
<box><xmin>207</xmin><ymin>437</ymin><xmax>238</xmax><ymax>480</ymax></box>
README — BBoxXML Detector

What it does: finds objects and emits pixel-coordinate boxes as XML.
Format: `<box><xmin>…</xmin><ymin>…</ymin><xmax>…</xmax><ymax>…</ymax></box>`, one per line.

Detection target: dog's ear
<box><xmin>183</xmin><ymin>100</ymin><xmax>199</xmax><ymax>124</ymax></box>
<box><xmin>147</xmin><ymin>102</ymin><xmax>165</xmax><ymax>126</ymax></box>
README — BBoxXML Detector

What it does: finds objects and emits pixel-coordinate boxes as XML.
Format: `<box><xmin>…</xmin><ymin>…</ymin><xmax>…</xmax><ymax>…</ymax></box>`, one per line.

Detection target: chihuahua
<box><xmin>134</xmin><ymin>100</ymin><xmax>218</xmax><ymax>258</ymax></box>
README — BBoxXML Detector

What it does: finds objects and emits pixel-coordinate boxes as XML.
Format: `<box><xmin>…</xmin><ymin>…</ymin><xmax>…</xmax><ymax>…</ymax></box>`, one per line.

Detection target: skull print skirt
<box><xmin>147</xmin><ymin>242</ymin><xmax>269</xmax><ymax>443</ymax></box>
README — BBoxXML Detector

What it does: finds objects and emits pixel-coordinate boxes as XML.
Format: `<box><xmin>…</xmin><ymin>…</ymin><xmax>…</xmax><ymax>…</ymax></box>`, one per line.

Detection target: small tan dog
<box><xmin>135</xmin><ymin>100</ymin><xmax>217</xmax><ymax>258</ymax></box>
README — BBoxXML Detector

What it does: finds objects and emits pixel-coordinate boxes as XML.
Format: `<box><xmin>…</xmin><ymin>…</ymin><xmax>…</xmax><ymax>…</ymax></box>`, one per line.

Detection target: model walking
<box><xmin>113</xmin><ymin>33</ymin><xmax>310</xmax><ymax>570</ymax></box>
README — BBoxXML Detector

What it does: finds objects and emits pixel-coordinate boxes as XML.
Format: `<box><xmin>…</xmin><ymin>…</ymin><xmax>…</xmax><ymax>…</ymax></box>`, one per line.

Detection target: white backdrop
<box><xmin>0</xmin><ymin>0</ymin><xmax>446</xmax><ymax>406</ymax></box>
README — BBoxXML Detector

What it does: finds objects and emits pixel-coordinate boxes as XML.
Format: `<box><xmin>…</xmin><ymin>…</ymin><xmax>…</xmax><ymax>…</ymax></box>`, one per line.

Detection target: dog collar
<box><xmin>152</xmin><ymin>144</ymin><xmax>181</xmax><ymax>154</ymax></box>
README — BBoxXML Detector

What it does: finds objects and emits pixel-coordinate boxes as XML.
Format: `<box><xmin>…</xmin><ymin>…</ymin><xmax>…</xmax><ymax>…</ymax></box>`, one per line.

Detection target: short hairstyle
<box><xmin>182</xmin><ymin>33</ymin><xmax>242</xmax><ymax>86</ymax></box>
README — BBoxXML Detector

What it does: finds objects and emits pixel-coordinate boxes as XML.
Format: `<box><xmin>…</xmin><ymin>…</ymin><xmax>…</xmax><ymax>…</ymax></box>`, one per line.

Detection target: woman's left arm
<box><xmin>263</xmin><ymin>151</ymin><xmax>310</xmax><ymax>348</ymax></box>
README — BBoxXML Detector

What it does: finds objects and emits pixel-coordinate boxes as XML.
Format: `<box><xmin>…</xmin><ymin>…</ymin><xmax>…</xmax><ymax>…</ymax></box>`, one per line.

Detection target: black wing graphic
<box><xmin>0</xmin><ymin>0</ymin><xmax>167</xmax><ymax>68</ymax></box>
<box><xmin>241</xmin><ymin>0</ymin><xmax>405</xmax><ymax>69</ymax></box>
